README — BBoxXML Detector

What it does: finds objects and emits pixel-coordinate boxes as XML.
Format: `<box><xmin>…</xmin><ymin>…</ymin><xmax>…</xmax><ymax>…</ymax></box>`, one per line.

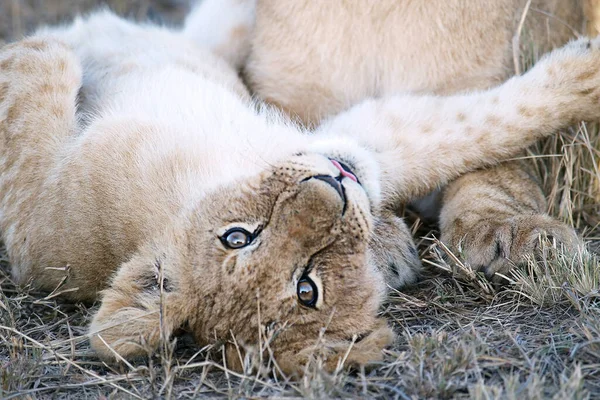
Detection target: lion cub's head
<box><xmin>90</xmin><ymin>150</ymin><xmax>393</xmax><ymax>375</ymax></box>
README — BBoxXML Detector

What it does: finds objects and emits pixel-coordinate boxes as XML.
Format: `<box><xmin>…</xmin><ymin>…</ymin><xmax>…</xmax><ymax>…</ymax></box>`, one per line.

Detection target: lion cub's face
<box><xmin>90</xmin><ymin>152</ymin><xmax>392</xmax><ymax>375</ymax></box>
<box><xmin>183</xmin><ymin>153</ymin><xmax>392</xmax><ymax>373</ymax></box>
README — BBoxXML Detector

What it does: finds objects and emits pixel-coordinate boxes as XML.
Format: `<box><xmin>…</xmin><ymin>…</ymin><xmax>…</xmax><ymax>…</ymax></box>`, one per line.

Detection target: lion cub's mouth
<box><xmin>330</xmin><ymin>159</ymin><xmax>359</xmax><ymax>184</ymax></box>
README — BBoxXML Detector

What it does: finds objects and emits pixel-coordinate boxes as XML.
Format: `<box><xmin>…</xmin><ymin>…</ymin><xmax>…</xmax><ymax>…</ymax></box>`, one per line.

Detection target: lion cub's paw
<box><xmin>0</xmin><ymin>36</ymin><xmax>81</xmax><ymax>93</ymax></box>
<box><xmin>535</xmin><ymin>35</ymin><xmax>600</xmax><ymax>121</ymax></box>
<box><xmin>369</xmin><ymin>211</ymin><xmax>422</xmax><ymax>290</ymax></box>
<box><xmin>442</xmin><ymin>214</ymin><xmax>581</xmax><ymax>280</ymax></box>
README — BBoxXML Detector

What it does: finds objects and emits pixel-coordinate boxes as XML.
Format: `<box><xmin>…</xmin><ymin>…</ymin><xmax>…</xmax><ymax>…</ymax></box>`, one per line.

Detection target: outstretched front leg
<box><xmin>0</xmin><ymin>37</ymin><xmax>81</xmax><ymax>282</ymax></box>
<box><xmin>316</xmin><ymin>36</ymin><xmax>600</xmax><ymax>207</ymax></box>
<box><xmin>312</xmin><ymin>37</ymin><xmax>600</xmax><ymax>285</ymax></box>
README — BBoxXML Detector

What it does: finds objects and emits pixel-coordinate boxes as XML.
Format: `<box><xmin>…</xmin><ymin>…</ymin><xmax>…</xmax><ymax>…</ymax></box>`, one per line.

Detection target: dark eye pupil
<box><xmin>297</xmin><ymin>278</ymin><xmax>317</xmax><ymax>307</ymax></box>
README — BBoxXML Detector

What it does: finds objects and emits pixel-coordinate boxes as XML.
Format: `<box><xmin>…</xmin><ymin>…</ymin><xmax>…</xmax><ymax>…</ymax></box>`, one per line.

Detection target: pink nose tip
<box><xmin>330</xmin><ymin>159</ymin><xmax>358</xmax><ymax>183</ymax></box>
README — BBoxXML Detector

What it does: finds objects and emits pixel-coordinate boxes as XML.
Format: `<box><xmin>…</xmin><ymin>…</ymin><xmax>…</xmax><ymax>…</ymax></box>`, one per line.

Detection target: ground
<box><xmin>1</xmin><ymin>1</ymin><xmax>599</xmax><ymax>399</ymax></box>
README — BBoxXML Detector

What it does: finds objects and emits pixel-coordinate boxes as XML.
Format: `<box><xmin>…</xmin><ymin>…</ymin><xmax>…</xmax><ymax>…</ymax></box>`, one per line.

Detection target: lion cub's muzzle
<box><xmin>310</xmin><ymin>174</ymin><xmax>345</xmax><ymax>200</ymax></box>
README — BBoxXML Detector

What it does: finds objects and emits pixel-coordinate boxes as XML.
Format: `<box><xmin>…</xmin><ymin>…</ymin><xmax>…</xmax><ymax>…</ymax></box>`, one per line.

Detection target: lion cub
<box><xmin>2</xmin><ymin>3</ymin><xmax>600</xmax><ymax>373</ymax></box>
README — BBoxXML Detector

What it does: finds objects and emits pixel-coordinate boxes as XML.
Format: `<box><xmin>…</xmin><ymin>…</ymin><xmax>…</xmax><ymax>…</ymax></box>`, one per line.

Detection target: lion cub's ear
<box><xmin>89</xmin><ymin>246</ymin><xmax>187</xmax><ymax>362</ymax></box>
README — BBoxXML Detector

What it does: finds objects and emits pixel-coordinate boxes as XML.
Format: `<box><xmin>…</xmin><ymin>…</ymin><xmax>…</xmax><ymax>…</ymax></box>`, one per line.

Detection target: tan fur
<box><xmin>585</xmin><ymin>0</ymin><xmax>600</xmax><ymax>35</ymax></box>
<box><xmin>243</xmin><ymin>0</ymin><xmax>590</xmax><ymax>277</ymax></box>
<box><xmin>5</xmin><ymin>6</ymin><xmax>600</xmax><ymax>375</ymax></box>
<box><xmin>0</xmin><ymin>36</ymin><xmax>392</xmax><ymax>375</ymax></box>
<box><xmin>585</xmin><ymin>0</ymin><xmax>600</xmax><ymax>202</ymax></box>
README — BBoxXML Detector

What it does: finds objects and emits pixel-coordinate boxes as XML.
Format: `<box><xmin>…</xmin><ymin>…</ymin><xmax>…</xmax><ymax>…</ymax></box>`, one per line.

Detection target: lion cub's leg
<box><xmin>315</xmin><ymin>37</ymin><xmax>600</xmax><ymax>205</ymax></box>
<box><xmin>439</xmin><ymin>160</ymin><xmax>580</xmax><ymax>279</ymax></box>
<box><xmin>0</xmin><ymin>37</ymin><xmax>80</xmax><ymax>282</ymax></box>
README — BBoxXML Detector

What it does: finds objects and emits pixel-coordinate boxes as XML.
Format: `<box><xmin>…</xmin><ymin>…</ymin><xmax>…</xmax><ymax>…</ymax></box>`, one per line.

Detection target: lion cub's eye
<box><xmin>220</xmin><ymin>228</ymin><xmax>252</xmax><ymax>249</ymax></box>
<box><xmin>297</xmin><ymin>276</ymin><xmax>318</xmax><ymax>308</ymax></box>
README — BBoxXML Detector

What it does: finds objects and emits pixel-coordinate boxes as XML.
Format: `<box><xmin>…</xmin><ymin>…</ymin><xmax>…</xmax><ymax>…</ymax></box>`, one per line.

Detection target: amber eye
<box><xmin>297</xmin><ymin>277</ymin><xmax>318</xmax><ymax>308</ymax></box>
<box><xmin>220</xmin><ymin>228</ymin><xmax>252</xmax><ymax>249</ymax></box>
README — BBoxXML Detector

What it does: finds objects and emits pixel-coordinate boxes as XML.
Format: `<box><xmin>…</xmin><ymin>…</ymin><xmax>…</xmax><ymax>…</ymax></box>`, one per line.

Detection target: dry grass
<box><xmin>1</xmin><ymin>1</ymin><xmax>600</xmax><ymax>398</ymax></box>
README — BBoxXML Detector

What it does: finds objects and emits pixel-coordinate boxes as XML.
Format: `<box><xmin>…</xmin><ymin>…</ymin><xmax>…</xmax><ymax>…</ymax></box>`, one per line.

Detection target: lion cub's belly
<box><xmin>246</xmin><ymin>0</ymin><xmax>582</xmax><ymax>127</ymax></box>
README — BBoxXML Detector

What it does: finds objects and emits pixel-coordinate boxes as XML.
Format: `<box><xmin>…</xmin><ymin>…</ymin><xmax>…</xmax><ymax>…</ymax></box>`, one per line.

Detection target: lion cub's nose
<box><xmin>312</xmin><ymin>175</ymin><xmax>344</xmax><ymax>200</ymax></box>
